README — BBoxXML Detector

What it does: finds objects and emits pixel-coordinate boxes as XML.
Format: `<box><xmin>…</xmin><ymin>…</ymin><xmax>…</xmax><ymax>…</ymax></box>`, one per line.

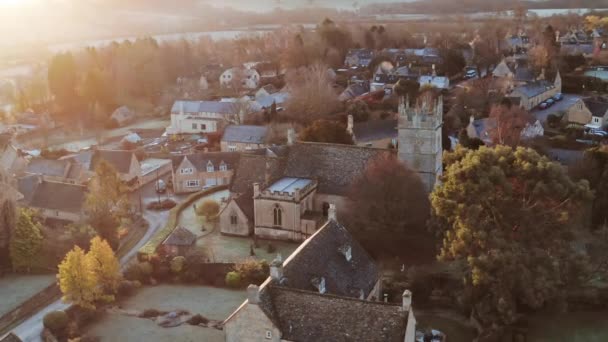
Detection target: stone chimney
<box><xmin>287</xmin><ymin>128</ymin><xmax>296</xmax><ymax>146</ymax></box>
<box><xmin>469</xmin><ymin>115</ymin><xmax>475</xmax><ymax>124</ymax></box>
<box><xmin>311</xmin><ymin>277</ymin><xmax>326</xmax><ymax>294</ymax></box>
<box><xmin>294</xmin><ymin>188</ymin><xmax>301</xmax><ymax>202</ymax></box>
<box><xmin>253</xmin><ymin>183</ymin><xmax>260</xmax><ymax>197</ymax></box>
<box><xmin>347</xmin><ymin>115</ymin><xmax>354</xmax><ymax>135</ymax></box>
<box><xmin>270</xmin><ymin>255</ymin><xmax>284</xmax><ymax>281</ymax></box>
<box><xmin>328</xmin><ymin>203</ymin><xmax>337</xmax><ymax>222</ymax></box>
<box><xmin>402</xmin><ymin>290</ymin><xmax>412</xmax><ymax>311</ymax></box>
<box><xmin>247</xmin><ymin>284</ymin><xmax>260</xmax><ymax>304</ymax></box>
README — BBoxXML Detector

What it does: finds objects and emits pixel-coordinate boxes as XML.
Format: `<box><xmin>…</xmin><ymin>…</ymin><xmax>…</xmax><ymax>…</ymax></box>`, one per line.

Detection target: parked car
<box><xmin>546</xmin><ymin>98</ymin><xmax>555</xmax><ymax>106</ymax></box>
<box><xmin>155</xmin><ymin>179</ymin><xmax>167</xmax><ymax>193</ymax></box>
<box><xmin>464</xmin><ymin>68</ymin><xmax>477</xmax><ymax>79</ymax></box>
<box><xmin>553</xmin><ymin>93</ymin><xmax>564</xmax><ymax>101</ymax></box>
<box><xmin>539</xmin><ymin>102</ymin><xmax>549</xmax><ymax>109</ymax></box>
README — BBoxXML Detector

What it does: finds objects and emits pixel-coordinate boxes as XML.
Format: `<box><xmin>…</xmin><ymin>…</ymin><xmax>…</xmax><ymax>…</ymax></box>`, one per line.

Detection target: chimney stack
<box><xmin>270</xmin><ymin>254</ymin><xmax>284</xmax><ymax>281</ymax></box>
<box><xmin>247</xmin><ymin>284</ymin><xmax>260</xmax><ymax>304</ymax></box>
<box><xmin>287</xmin><ymin>128</ymin><xmax>296</xmax><ymax>146</ymax></box>
<box><xmin>402</xmin><ymin>290</ymin><xmax>412</xmax><ymax>311</ymax></box>
<box><xmin>347</xmin><ymin>115</ymin><xmax>354</xmax><ymax>135</ymax></box>
<box><xmin>328</xmin><ymin>203</ymin><xmax>337</xmax><ymax>222</ymax></box>
<box><xmin>253</xmin><ymin>183</ymin><xmax>260</xmax><ymax>197</ymax></box>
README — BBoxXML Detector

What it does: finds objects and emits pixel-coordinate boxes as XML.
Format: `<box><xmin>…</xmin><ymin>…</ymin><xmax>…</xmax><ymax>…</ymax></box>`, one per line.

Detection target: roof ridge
<box><xmin>268</xmin><ymin>285</ymin><xmax>402</xmax><ymax>308</ymax></box>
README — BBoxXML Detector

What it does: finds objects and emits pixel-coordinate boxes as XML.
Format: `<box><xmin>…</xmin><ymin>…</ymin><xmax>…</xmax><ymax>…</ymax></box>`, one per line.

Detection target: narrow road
<box><xmin>3</xmin><ymin>208</ymin><xmax>169</xmax><ymax>342</ymax></box>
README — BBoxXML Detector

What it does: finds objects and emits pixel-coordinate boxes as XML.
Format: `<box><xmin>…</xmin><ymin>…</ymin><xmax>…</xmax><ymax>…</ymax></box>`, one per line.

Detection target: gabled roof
<box><xmin>339</xmin><ymin>83</ymin><xmax>369</xmax><ymax>101</ymax></box>
<box><xmin>234</xmin><ymin>187</ymin><xmax>255</xmax><ymax>221</ymax></box>
<box><xmin>17</xmin><ymin>174</ymin><xmax>41</xmax><ymax>203</ymax></box>
<box><xmin>513</xmin><ymin>80</ymin><xmax>555</xmax><ymax>98</ymax></box>
<box><xmin>268</xmin><ymin>286</ymin><xmax>406</xmax><ymax>342</ymax></box>
<box><xmin>172</xmin><ymin>152</ymin><xmax>240</xmax><ymax>173</ymax></box>
<box><xmin>170</xmin><ymin>100</ymin><xmax>239</xmax><ymax>115</ymax></box>
<box><xmin>163</xmin><ymin>226</ymin><xmax>196</xmax><ymax>246</ymax></box>
<box><xmin>353</xmin><ymin>119</ymin><xmax>398</xmax><ymax>143</ymax></box>
<box><xmin>90</xmin><ymin>150</ymin><xmax>135</xmax><ymax>174</ymax></box>
<box><xmin>493</xmin><ymin>60</ymin><xmax>514</xmax><ymax>77</ymax></box>
<box><xmin>514</xmin><ymin>67</ymin><xmax>535</xmax><ymax>82</ymax></box>
<box><xmin>583</xmin><ymin>99</ymin><xmax>608</xmax><ymax>118</ymax></box>
<box><xmin>284</xmin><ymin>143</ymin><xmax>389</xmax><ymax>195</ymax></box>
<box><xmin>29</xmin><ymin>181</ymin><xmax>86</xmax><ymax>213</ymax></box>
<box><xmin>230</xmin><ymin>151</ymin><xmax>287</xmax><ymax>194</ymax></box>
<box><xmin>222</xmin><ymin>125</ymin><xmax>268</xmax><ymax>144</ymax></box>
<box><xmin>26</xmin><ymin>159</ymin><xmax>70</xmax><ymax>178</ymax></box>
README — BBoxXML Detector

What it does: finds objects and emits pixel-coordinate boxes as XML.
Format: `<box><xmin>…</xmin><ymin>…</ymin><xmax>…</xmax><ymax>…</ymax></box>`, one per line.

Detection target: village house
<box><xmin>344</xmin><ymin>48</ymin><xmax>374</xmax><ymax>68</ymax></box>
<box><xmin>532</xmin><ymin>94</ymin><xmax>592</xmax><ymax>126</ymax></box>
<box><xmin>347</xmin><ymin>115</ymin><xmax>398</xmax><ymax>148</ymax></box>
<box><xmin>139</xmin><ymin>158</ymin><xmax>173</xmax><ymax>185</ymax></box>
<box><xmin>583</xmin><ymin>98</ymin><xmax>608</xmax><ymax>131</ymax></box>
<box><xmin>160</xmin><ymin>226</ymin><xmax>197</xmax><ymax>257</ymax></box>
<box><xmin>89</xmin><ymin>149</ymin><xmax>142</xmax><ymax>185</ymax></box>
<box><xmin>220</xmin><ymin>67</ymin><xmax>261</xmax><ymax>89</ymax></box>
<box><xmin>167</xmin><ymin>100</ymin><xmax>249</xmax><ymax>135</ymax></box>
<box><xmin>223</xmin><ymin>211</ymin><xmax>417</xmax><ymax>342</ymax></box>
<box><xmin>25</xmin><ymin>158</ymin><xmax>86</xmax><ymax>184</ymax></box>
<box><xmin>171</xmin><ymin>152</ymin><xmax>240</xmax><ymax>194</ymax></box>
<box><xmin>509</xmin><ymin>72</ymin><xmax>562</xmax><ymax>111</ymax></box>
<box><xmin>466</xmin><ymin>116</ymin><xmax>544</xmax><ymax>145</ymax></box>
<box><xmin>110</xmin><ymin>106</ymin><xmax>136</xmax><ymax>127</ymax></box>
<box><xmin>221</xmin><ymin>125</ymin><xmax>269</xmax><ymax>152</ymax></box>
<box><xmin>18</xmin><ymin>176</ymin><xmax>86</xmax><ymax>223</ymax></box>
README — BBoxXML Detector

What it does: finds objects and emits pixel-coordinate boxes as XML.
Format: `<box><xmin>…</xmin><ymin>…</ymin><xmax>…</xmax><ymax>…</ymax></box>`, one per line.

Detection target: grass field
<box><xmin>87</xmin><ymin>285</ymin><xmax>246</xmax><ymax>342</ymax></box>
<box><xmin>177</xmin><ymin>190</ymin><xmax>298</xmax><ymax>263</ymax></box>
<box><xmin>0</xmin><ymin>274</ymin><xmax>55</xmax><ymax>317</ymax></box>
<box><xmin>527</xmin><ymin>311</ymin><xmax>608</xmax><ymax>342</ymax></box>
<box><xmin>416</xmin><ymin>314</ymin><xmax>477</xmax><ymax>342</ymax></box>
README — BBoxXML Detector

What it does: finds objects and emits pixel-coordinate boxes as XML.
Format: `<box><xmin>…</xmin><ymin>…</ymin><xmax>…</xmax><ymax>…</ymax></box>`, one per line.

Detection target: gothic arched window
<box><xmin>273</xmin><ymin>205</ymin><xmax>282</xmax><ymax>227</ymax></box>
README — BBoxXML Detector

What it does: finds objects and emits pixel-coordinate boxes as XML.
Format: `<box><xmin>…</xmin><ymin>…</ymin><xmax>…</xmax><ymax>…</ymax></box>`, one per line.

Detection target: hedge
<box><xmin>138</xmin><ymin>185</ymin><xmax>228</xmax><ymax>259</ymax></box>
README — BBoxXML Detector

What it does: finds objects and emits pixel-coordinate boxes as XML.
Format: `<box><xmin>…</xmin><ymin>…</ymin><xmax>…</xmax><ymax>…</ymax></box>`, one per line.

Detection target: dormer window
<box><xmin>219</xmin><ymin>162</ymin><xmax>227</xmax><ymax>171</ymax></box>
<box><xmin>206</xmin><ymin>161</ymin><xmax>214</xmax><ymax>172</ymax></box>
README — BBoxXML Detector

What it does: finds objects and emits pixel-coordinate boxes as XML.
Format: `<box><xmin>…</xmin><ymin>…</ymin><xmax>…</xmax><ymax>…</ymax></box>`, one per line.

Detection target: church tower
<box><xmin>397</xmin><ymin>95</ymin><xmax>443</xmax><ymax>192</ymax></box>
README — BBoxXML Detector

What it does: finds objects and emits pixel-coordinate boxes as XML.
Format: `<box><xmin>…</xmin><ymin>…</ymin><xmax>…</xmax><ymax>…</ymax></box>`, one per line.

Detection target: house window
<box><xmin>192</xmin><ymin>123</ymin><xmax>197</xmax><ymax>129</ymax></box>
<box><xmin>228</xmin><ymin>145</ymin><xmax>237</xmax><ymax>152</ymax></box>
<box><xmin>186</xmin><ymin>180</ymin><xmax>200</xmax><ymax>188</ymax></box>
<box><xmin>56</xmin><ymin>210</ymin><xmax>60</xmax><ymax>217</ymax></box>
<box><xmin>265</xmin><ymin>330</ymin><xmax>272</xmax><ymax>339</ymax></box>
<box><xmin>322</xmin><ymin>202</ymin><xmax>330</xmax><ymax>217</ymax></box>
<box><xmin>273</xmin><ymin>205</ymin><xmax>282</xmax><ymax>227</ymax></box>
<box><xmin>206</xmin><ymin>162</ymin><xmax>214</xmax><ymax>172</ymax></box>
<box><xmin>201</xmin><ymin>124</ymin><xmax>207</xmax><ymax>130</ymax></box>
<box><xmin>230</xmin><ymin>214</ymin><xmax>238</xmax><ymax>225</ymax></box>
<box><xmin>219</xmin><ymin>162</ymin><xmax>227</xmax><ymax>171</ymax></box>
<box><xmin>181</xmin><ymin>168</ymin><xmax>193</xmax><ymax>175</ymax></box>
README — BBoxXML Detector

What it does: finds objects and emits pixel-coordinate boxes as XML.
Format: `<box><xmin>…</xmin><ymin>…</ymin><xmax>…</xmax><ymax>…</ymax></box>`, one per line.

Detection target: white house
<box><xmin>166</xmin><ymin>100</ymin><xmax>246</xmax><ymax>135</ymax></box>
<box><xmin>220</xmin><ymin>67</ymin><xmax>261</xmax><ymax>90</ymax></box>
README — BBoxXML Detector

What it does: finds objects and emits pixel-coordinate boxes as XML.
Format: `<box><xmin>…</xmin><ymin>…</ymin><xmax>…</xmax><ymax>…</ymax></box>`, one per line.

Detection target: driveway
<box><xmin>531</xmin><ymin>94</ymin><xmax>582</xmax><ymax>123</ymax></box>
<box><xmin>3</xmin><ymin>194</ymin><xmax>170</xmax><ymax>342</ymax></box>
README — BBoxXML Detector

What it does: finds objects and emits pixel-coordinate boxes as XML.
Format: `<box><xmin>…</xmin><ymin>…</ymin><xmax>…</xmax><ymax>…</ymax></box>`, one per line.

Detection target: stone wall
<box><xmin>220</xmin><ymin>200</ymin><xmax>252</xmax><ymax>236</ymax></box>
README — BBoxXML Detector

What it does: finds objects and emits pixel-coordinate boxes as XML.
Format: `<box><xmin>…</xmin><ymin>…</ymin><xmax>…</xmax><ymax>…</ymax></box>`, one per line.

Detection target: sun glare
<box><xmin>0</xmin><ymin>0</ymin><xmax>36</xmax><ymax>7</ymax></box>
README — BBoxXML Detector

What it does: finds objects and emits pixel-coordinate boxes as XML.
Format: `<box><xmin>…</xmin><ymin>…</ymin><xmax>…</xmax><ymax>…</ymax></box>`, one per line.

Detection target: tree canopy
<box><xmin>299</xmin><ymin>120</ymin><xmax>354</xmax><ymax>145</ymax></box>
<box><xmin>431</xmin><ymin>146</ymin><xmax>593</xmax><ymax>326</ymax></box>
<box><xmin>9</xmin><ymin>208</ymin><xmax>43</xmax><ymax>273</ymax></box>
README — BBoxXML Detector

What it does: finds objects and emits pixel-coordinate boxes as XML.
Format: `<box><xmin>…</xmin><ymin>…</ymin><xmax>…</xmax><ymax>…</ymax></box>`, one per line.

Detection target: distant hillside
<box><xmin>361</xmin><ymin>0</ymin><xmax>608</xmax><ymax>15</ymax></box>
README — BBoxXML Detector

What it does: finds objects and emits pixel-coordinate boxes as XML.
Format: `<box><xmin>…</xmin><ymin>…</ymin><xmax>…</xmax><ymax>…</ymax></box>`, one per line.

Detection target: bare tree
<box><xmin>489</xmin><ymin>103</ymin><xmax>533</xmax><ymax>147</ymax></box>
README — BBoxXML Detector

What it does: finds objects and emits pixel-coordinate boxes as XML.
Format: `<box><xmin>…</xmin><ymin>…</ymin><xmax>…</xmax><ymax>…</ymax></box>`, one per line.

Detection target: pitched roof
<box><xmin>90</xmin><ymin>150</ymin><xmax>135</xmax><ymax>174</ymax></box>
<box><xmin>514</xmin><ymin>67</ymin><xmax>535</xmax><ymax>82</ymax></box>
<box><xmin>267</xmin><ymin>286</ymin><xmax>407</xmax><ymax>342</ymax></box>
<box><xmin>284</xmin><ymin>143</ymin><xmax>389</xmax><ymax>195</ymax></box>
<box><xmin>513</xmin><ymin>80</ymin><xmax>555</xmax><ymax>98</ymax></box>
<box><xmin>339</xmin><ymin>83</ymin><xmax>369</xmax><ymax>101</ymax></box>
<box><xmin>17</xmin><ymin>174</ymin><xmax>41</xmax><ymax>203</ymax></box>
<box><xmin>493</xmin><ymin>60</ymin><xmax>514</xmax><ymax>77</ymax></box>
<box><xmin>163</xmin><ymin>226</ymin><xmax>196</xmax><ymax>246</ymax></box>
<box><xmin>172</xmin><ymin>152</ymin><xmax>240</xmax><ymax>172</ymax></box>
<box><xmin>26</xmin><ymin>159</ymin><xmax>70</xmax><ymax>178</ymax></box>
<box><xmin>353</xmin><ymin>119</ymin><xmax>398</xmax><ymax>143</ymax></box>
<box><xmin>29</xmin><ymin>181</ymin><xmax>86</xmax><ymax>213</ymax></box>
<box><xmin>222</xmin><ymin>125</ymin><xmax>268</xmax><ymax>144</ymax></box>
<box><xmin>471</xmin><ymin>118</ymin><xmax>497</xmax><ymax>144</ymax></box>
<box><xmin>170</xmin><ymin>100</ymin><xmax>238</xmax><ymax>115</ymax></box>
<box><xmin>583</xmin><ymin>99</ymin><xmax>608</xmax><ymax>118</ymax></box>
<box><xmin>230</xmin><ymin>151</ymin><xmax>287</xmax><ymax>194</ymax></box>
<box><xmin>234</xmin><ymin>187</ymin><xmax>255</xmax><ymax>221</ymax></box>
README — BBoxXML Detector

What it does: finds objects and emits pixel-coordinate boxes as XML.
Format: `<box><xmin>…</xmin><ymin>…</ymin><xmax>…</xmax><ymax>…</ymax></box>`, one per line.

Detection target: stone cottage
<box><xmin>17</xmin><ymin>176</ymin><xmax>86</xmax><ymax>223</ymax></box>
<box><xmin>221</xmin><ymin>125</ymin><xmax>269</xmax><ymax>152</ymax></box>
<box><xmin>171</xmin><ymin>152</ymin><xmax>240</xmax><ymax>194</ymax></box>
<box><xmin>223</xmin><ymin>211</ymin><xmax>417</xmax><ymax>342</ymax></box>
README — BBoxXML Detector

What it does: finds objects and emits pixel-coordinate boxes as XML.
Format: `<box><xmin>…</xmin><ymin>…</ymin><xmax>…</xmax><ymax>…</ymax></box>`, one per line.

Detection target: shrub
<box><xmin>139</xmin><ymin>308</ymin><xmax>167</xmax><ymax>318</ymax></box>
<box><xmin>234</xmin><ymin>259</ymin><xmax>270</xmax><ymax>286</ymax></box>
<box><xmin>170</xmin><ymin>256</ymin><xmax>186</xmax><ymax>274</ymax></box>
<box><xmin>225</xmin><ymin>271</ymin><xmax>242</xmax><ymax>288</ymax></box>
<box><xmin>124</xmin><ymin>262</ymin><xmax>153</xmax><ymax>282</ymax></box>
<box><xmin>196</xmin><ymin>200</ymin><xmax>220</xmax><ymax>219</ymax></box>
<box><xmin>43</xmin><ymin>311</ymin><xmax>69</xmax><ymax>337</ymax></box>
<box><xmin>347</xmin><ymin>100</ymin><xmax>370</xmax><ymax>122</ymax></box>
<box><xmin>146</xmin><ymin>199</ymin><xmax>177</xmax><ymax>211</ymax></box>
<box><xmin>186</xmin><ymin>314</ymin><xmax>209</xmax><ymax>325</ymax></box>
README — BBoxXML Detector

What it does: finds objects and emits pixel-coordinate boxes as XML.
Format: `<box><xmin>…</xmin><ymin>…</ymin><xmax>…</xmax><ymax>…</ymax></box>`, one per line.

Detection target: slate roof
<box><xmin>513</xmin><ymin>80</ymin><xmax>555</xmax><ymax>98</ymax></box>
<box><xmin>17</xmin><ymin>174</ymin><xmax>41</xmax><ymax>203</ymax></box>
<box><xmin>172</xmin><ymin>152</ymin><xmax>240</xmax><ymax>173</ymax></box>
<box><xmin>90</xmin><ymin>150</ymin><xmax>135</xmax><ymax>174</ymax></box>
<box><xmin>26</xmin><ymin>159</ymin><xmax>70</xmax><ymax>177</ymax></box>
<box><xmin>163</xmin><ymin>226</ymin><xmax>196</xmax><ymax>246</ymax></box>
<box><xmin>583</xmin><ymin>99</ymin><xmax>608</xmax><ymax>118</ymax></box>
<box><xmin>29</xmin><ymin>181</ymin><xmax>86</xmax><ymax>213</ymax></box>
<box><xmin>222</xmin><ymin>125</ymin><xmax>268</xmax><ymax>144</ymax></box>
<box><xmin>230</xmin><ymin>151</ymin><xmax>287</xmax><ymax>194</ymax></box>
<box><xmin>267</xmin><ymin>286</ymin><xmax>407</xmax><ymax>342</ymax></box>
<box><xmin>339</xmin><ymin>83</ymin><xmax>369</xmax><ymax>102</ymax></box>
<box><xmin>471</xmin><ymin>118</ymin><xmax>497</xmax><ymax>144</ymax></box>
<box><xmin>170</xmin><ymin>100</ymin><xmax>238</xmax><ymax>115</ymax></box>
<box><xmin>514</xmin><ymin>67</ymin><xmax>535</xmax><ymax>82</ymax></box>
<box><xmin>234</xmin><ymin>187</ymin><xmax>255</xmax><ymax>221</ymax></box>
<box><xmin>283</xmin><ymin>143</ymin><xmax>389</xmax><ymax>196</ymax></box>
<box><xmin>353</xmin><ymin>119</ymin><xmax>398</xmax><ymax>143</ymax></box>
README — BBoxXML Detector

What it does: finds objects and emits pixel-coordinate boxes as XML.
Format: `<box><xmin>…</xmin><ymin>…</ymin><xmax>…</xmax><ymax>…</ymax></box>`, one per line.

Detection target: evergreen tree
<box><xmin>57</xmin><ymin>246</ymin><xmax>98</xmax><ymax>309</ymax></box>
<box><xmin>9</xmin><ymin>208</ymin><xmax>43</xmax><ymax>273</ymax></box>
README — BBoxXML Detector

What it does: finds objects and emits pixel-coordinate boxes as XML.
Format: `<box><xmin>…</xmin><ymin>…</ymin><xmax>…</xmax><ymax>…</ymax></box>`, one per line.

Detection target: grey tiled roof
<box><xmin>583</xmin><ymin>99</ymin><xmax>608</xmax><ymax>118</ymax></box>
<box><xmin>171</xmin><ymin>100</ymin><xmax>238</xmax><ymax>115</ymax></box>
<box><xmin>234</xmin><ymin>187</ymin><xmax>255</xmax><ymax>221</ymax></box>
<box><xmin>163</xmin><ymin>226</ymin><xmax>196</xmax><ymax>246</ymax></box>
<box><xmin>222</xmin><ymin>125</ymin><xmax>268</xmax><ymax>144</ymax></box>
<box><xmin>267</xmin><ymin>286</ymin><xmax>407</xmax><ymax>342</ymax></box>
<box><xmin>230</xmin><ymin>151</ymin><xmax>287</xmax><ymax>194</ymax></box>
<box><xmin>17</xmin><ymin>174</ymin><xmax>41</xmax><ymax>203</ymax></box>
<box><xmin>29</xmin><ymin>181</ymin><xmax>86</xmax><ymax>213</ymax></box>
<box><xmin>284</xmin><ymin>143</ymin><xmax>390</xmax><ymax>195</ymax></box>
<box><xmin>171</xmin><ymin>152</ymin><xmax>240</xmax><ymax>173</ymax></box>
<box><xmin>90</xmin><ymin>150</ymin><xmax>135</xmax><ymax>174</ymax></box>
<box><xmin>514</xmin><ymin>67</ymin><xmax>535</xmax><ymax>82</ymax></box>
<box><xmin>514</xmin><ymin>80</ymin><xmax>555</xmax><ymax>98</ymax></box>
<box><xmin>26</xmin><ymin>159</ymin><xmax>70</xmax><ymax>177</ymax></box>
<box><xmin>353</xmin><ymin>119</ymin><xmax>398</xmax><ymax>143</ymax></box>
